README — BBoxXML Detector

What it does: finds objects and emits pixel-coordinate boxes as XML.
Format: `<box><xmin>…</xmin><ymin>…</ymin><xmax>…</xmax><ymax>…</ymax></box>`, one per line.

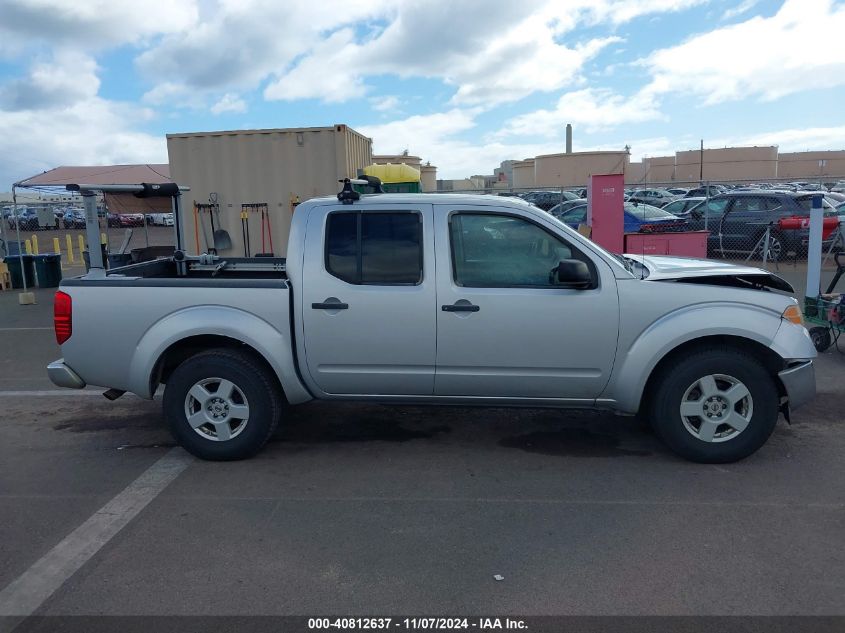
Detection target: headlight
<box><xmin>782</xmin><ymin>304</ymin><xmax>804</xmax><ymax>326</ymax></box>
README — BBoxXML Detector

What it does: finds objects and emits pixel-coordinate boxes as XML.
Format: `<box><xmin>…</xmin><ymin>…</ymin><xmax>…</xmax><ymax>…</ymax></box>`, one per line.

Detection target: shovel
<box><xmin>209</xmin><ymin>203</ymin><xmax>232</xmax><ymax>252</ymax></box>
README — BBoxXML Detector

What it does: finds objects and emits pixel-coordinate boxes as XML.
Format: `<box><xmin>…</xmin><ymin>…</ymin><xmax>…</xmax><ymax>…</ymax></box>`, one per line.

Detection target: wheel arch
<box><xmin>151</xmin><ymin>334</ymin><xmax>277</xmax><ymax>397</ymax></box>
<box><xmin>637</xmin><ymin>335</ymin><xmax>787</xmax><ymax>415</ymax></box>
<box><xmin>126</xmin><ymin>306</ymin><xmax>312</xmax><ymax>405</ymax></box>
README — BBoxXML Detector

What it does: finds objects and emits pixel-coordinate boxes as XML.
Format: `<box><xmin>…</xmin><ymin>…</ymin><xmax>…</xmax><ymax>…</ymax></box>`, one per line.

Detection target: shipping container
<box><xmin>167</xmin><ymin>124</ymin><xmax>372</xmax><ymax>256</ymax></box>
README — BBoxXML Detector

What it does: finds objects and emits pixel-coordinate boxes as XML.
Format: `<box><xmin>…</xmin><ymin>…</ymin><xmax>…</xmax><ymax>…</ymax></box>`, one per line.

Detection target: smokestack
<box><xmin>565</xmin><ymin>124</ymin><xmax>573</xmax><ymax>154</ymax></box>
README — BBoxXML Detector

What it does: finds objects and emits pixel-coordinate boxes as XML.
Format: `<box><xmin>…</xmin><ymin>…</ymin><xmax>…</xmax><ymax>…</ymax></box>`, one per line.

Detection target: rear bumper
<box><xmin>778</xmin><ymin>360</ymin><xmax>815</xmax><ymax>411</ymax></box>
<box><xmin>47</xmin><ymin>359</ymin><xmax>86</xmax><ymax>389</ymax></box>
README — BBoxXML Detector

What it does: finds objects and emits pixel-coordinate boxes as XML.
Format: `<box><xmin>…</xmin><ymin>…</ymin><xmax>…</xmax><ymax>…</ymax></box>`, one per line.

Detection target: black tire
<box><xmin>647</xmin><ymin>347</ymin><xmax>780</xmax><ymax>463</ymax></box>
<box><xmin>163</xmin><ymin>348</ymin><xmax>283</xmax><ymax>460</ymax></box>
<box><xmin>809</xmin><ymin>326</ymin><xmax>832</xmax><ymax>353</ymax></box>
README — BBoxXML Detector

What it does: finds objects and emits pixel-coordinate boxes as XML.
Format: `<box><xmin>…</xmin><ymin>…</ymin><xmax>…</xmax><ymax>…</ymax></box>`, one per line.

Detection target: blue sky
<box><xmin>1</xmin><ymin>0</ymin><xmax>844</xmax><ymax>188</ymax></box>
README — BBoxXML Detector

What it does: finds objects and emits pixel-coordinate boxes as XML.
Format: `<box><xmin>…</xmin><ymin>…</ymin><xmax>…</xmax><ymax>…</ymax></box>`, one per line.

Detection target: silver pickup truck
<box><xmin>48</xmin><ymin>192</ymin><xmax>816</xmax><ymax>463</ymax></box>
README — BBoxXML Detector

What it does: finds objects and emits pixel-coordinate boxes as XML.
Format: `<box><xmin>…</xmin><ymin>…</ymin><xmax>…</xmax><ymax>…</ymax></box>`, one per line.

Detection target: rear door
<box><xmin>433</xmin><ymin>206</ymin><xmax>619</xmax><ymax>400</ymax></box>
<box><xmin>719</xmin><ymin>195</ymin><xmax>768</xmax><ymax>253</ymax></box>
<box><xmin>301</xmin><ymin>203</ymin><xmax>436</xmax><ymax>395</ymax></box>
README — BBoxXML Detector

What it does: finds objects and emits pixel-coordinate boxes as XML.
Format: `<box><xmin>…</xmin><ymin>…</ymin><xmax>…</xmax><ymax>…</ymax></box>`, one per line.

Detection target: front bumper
<box><xmin>47</xmin><ymin>359</ymin><xmax>86</xmax><ymax>389</ymax></box>
<box><xmin>778</xmin><ymin>360</ymin><xmax>815</xmax><ymax>411</ymax></box>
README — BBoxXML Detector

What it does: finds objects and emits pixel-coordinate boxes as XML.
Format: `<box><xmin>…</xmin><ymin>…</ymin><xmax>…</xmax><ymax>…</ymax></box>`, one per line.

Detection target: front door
<box><xmin>302</xmin><ymin>204</ymin><xmax>436</xmax><ymax>395</ymax></box>
<box><xmin>433</xmin><ymin>208</ymin><xmax>619</xmax><ymax>400</ymax></box>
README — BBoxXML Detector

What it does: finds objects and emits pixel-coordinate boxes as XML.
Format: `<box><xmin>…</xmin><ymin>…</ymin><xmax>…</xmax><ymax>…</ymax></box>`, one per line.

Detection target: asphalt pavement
<box><xmin>0</xmin><ymin>281</ymin><xmax>844</xmax><ymax>625</ymax></box>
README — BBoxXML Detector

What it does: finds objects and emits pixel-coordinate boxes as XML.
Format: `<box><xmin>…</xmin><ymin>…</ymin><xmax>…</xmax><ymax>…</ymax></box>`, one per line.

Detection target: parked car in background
<box><xmin>523</xmin><ymin>190</ymin><xmax>580</xmax><ymax>210</ymax></box>
<box><xmin>63</xmin><ymin>210</ymin><xmax>86</xmax><ymax>229</ymax></box>
<box><xmin>108</xmin><ymin>212</ymin><xmax>145</xmax><ymax>227</ymax></box>
<box><xmin>147</xmin><ymin>213</ymin><xmax>174</xmax><ymax>226</ymax></box>
<box><xmin>666</xmin><ymin>188</ymin><xmax>689</xmax><ymax>196</ymax></box>
<box><xmin>831</xmin><ymin>180</ymin><xmax>845</xmax><ymax>194</ymax></box>
<box><xmin>547</xmin><ymin>199</ymin><xmax>590</xmax><ymax>217</ymax></box>
<box><xmin>685</xmin><ymin>185</ymin><xmax>726</xmax><ymax>198</ymax></box>
<box><xmin>628</xmin><ymin>189</ymin><xmax>679</xmax><ymax>208</ymax></box>
<box><xmin>686</xmin><ymin>191</ymin><xmax>833</xmax><ymax>259</ymax></box>
<box><xmin>552</xmin><ymin>201</ymin><xmax>687</xmax><ymax>233</ymax></box>
<box><xmin>7</xmin><ymin>208</ymin><xmax>38</xmax><ymax>230</ymax></box>
<box><xmin>663</xmin><ymin>197</ymin><xmax>706</xmax><ymax>217</ymax></box>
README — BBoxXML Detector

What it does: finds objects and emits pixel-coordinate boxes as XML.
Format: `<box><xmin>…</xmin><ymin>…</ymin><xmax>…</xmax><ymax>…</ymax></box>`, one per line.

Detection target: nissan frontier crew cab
<box><xmin>48</xmin><ymin>191</ymin><xmax>816</xmax><ymax>463</ymax></box>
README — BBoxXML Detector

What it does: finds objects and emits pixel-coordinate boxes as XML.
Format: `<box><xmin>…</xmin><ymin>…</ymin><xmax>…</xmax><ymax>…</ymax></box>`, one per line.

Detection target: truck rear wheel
<box><xmin>648</xmin><ymin>348</ymin><xmax>780</xmax><ymax>463</ymax></box>
<box><xmin>163</xmin><ymin>349</ymin><xmax>283</xmax><ymax>460</ymax></box>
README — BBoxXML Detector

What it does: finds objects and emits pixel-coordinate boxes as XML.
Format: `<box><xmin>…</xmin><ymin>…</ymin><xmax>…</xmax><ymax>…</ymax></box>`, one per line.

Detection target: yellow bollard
<box><xmin>101</xmin><ymin>233</ymin><xmax>107</xmax><ymax>245</ymax></box>
<box><xmin>31</xmin><ymin>234</ymin><xmax>39</xmax><ymax>255</ymax></box>
<box><xmin>66</xmin><ymin>234</ymin><xmax>75</xmax><ymax>263</ymax></box>
<box><xmin>25</xmin><ymin>239</ymin><xmax>32</xmax><ymax>254</ymax></box>
<box><xmin>53</xmin><ymin>237</ymin><xmax>61</xmax><ymax>255</ymax></box>
<box><xmin>78</xmin><ymin>234</ymin><xmax>85</xmax><ymax>256</ymax></box>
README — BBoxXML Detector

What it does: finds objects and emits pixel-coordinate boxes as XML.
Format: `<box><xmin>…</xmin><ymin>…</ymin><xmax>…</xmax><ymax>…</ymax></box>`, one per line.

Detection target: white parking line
<box><xmin>0</xmin><ymin>447</ymin><xmax>193</xmax><ymax>617</ymax></box>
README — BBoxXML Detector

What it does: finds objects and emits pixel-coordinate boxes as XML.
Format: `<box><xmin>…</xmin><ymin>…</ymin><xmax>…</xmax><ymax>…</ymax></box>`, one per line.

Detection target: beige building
<box><xmin>533</xmin><ymin>150</ymin><xmax>628</xmax><ymax>188</ymax></box>
<box><xmin>167</xmin><ymin>124</ymin><xmax>372</xmax><ymax>257</ymax></box>
<box><xmin>512</xmin><ymin>159</ymin><xmax>536</xmax><ymax>189</ymax></box>
<box><xmin>420</xmin><ymin>164</ymin><xmax>437</xmax><ymax>192</ymax></box>
<box><xmin>675</xmin><ymin>146</ymin><xmax>778</xmax><ymax>183</ymax></box>
<box><xmin>778</xmin><ymin>150</ymin><xmax>845</xmax><ymax>180</ymax></box>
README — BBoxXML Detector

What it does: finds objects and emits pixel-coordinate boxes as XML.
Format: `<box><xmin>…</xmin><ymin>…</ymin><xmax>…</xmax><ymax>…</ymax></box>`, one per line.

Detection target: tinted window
<box><xmin>700</xmin><ymin>197</ymin><xmax>730</xmax><ymax>216</ymax></box>
<box><xmin>731</xmin><ymin>197</ymin><xmax>766</xmax><ymax>213</ymax></box>
<box><xmin>624</xmin><ymin>202</ymin><xmax>676</xmax><ymax>220</ymax></box>
<box><xmin>560</xmin><ymin>205</ymin><xmax>588</xmax><ymax>224</ymax></box>
<box><xmin>325</xmin><ymin>211</ymin><xmax>422</xmax><ymax>285</ymax></box>
<box><xmin>325</xmin><ymin>213</ymin><xmax>358</xmax><ymax>283</ymax></box>
<box><xmin>662</xmin><ymin>200</ymin><xmax>686</xmax><ymax>215</ymax></box>
<box><xmin>449</xmin><ymin>214</ymin><xmax>577</xmax><ymax>288</ymax></box>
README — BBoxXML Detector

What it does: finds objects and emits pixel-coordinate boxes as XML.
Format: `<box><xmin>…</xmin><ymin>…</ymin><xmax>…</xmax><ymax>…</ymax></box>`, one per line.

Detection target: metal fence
<box><xmin>435</xmin><ymin>177</ymin><xmax>845</xmax><ymax>273</ymax></box>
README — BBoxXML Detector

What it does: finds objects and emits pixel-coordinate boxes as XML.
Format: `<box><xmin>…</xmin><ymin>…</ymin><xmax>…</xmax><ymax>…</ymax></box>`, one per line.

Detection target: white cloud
<box><xmin>500</xmin><ymin>87</ymin><xmax>663</xmax><ymax>137</ymax></box>
<box><xmin>724</xmin><ymin>125</ymin><xmax>845</xmax><ymax>153</ymax></box>
<box><xmin>210</xmin><ymin>93</ymin><xmax>247</xmax><ymax>115</ymax></box>
<box><xmin>137</xmin><ymin>0</ymin><xmax>393</xmax><ymax>96</ymax></box>
<box><xmin>1</xmin><ymin>98</ymin><xmax>165</xmax><ymax>187</ymax></box>
<box><xmin>0</xmin><ymin>49</ymin><xmax>164</xmax><ymax>186</ymax></box>
<box><xmin>370</xmin><ymin>95</ymin><xmax>401</xmax><ymax>113</ymax></box>
<box><xmin>358</xmin><ymin>107</ymin><xmax>634</xmax><ymax>179</ymax></box>
<box><xmin>0</xmin><ymin>50</ymin><xmax>99</xmax><ymax>111</ymax></box>
<box><xmin>263</xmin><ymin>28</ymin><xmax>369</xmax><ymax>103</ymax></box>
<box><xmin>0</xmin><ymin>0</ymin><xmax>197</xmax><ymax>57</ymax></box>
<box><xmin>264</xmin><ymin>1</ymin><xmax>624</xmax><ymax>107</ymax></box>
<box><xmin>721</xmin><ymin>0</ymin><xmax>759</xmax><ymax>21</ymax></box>
<box><xmin>121</xmin><ymin>0</ymin><xmax>711</xmax><ymax>110</ymax></box>
<box><xmin>644</xmin><ymin>0</ymin><xmax>845</xmax><ymax>103</ymax></box>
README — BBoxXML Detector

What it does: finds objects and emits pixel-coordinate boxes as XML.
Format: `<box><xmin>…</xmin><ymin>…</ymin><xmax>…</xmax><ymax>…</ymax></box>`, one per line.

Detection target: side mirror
<box><xmin>554</xmin><ymin>259</ymin><xmax>592</xmax><ymax>289</ymax></box>
<box><xmin>690</xmin><ymin>209</ymin><xmax>702</xmax><ymax>220</ymax></box>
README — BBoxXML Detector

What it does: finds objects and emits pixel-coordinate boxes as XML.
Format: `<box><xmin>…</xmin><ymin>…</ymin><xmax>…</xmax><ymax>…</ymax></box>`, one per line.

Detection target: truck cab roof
<box><xmin>306</xmin><ymin>192</ymin><xmax>535</xmax><ymax>209</ymax></box>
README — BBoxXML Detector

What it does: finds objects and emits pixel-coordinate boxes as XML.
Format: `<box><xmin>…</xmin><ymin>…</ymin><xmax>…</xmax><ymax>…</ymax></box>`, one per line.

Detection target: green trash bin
<box><xmin>33</xmin><ymin>253</ymin><xmax>62</xmax><ymax>288</ymax></box>
<box><xmin>5</xmin><ymin>255</ymin><xmax>35</xmax><ymax>289</ymax></box>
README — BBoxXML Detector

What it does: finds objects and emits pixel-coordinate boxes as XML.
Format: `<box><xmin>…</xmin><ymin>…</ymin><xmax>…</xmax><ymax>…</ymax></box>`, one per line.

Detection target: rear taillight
<box><xmin>54</xmin><ymin>291</ymin><xmax>72</xmax><ymax>345</ymax></box>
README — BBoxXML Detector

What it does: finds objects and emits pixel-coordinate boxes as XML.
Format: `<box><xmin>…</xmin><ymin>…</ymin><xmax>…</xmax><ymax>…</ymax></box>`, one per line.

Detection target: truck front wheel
<box><xmin>648</xmin><ymin>348</ymin><xmax>780</xmax><ymax>463</ymax></box>
<box><xmin>163</xmin><ymin>349</ymin><xmax>283</xmax><ymax>460</ymax></box>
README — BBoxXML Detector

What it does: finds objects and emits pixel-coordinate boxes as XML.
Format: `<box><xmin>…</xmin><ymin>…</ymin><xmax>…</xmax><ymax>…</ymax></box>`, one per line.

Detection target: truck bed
<box><xmin>57</xmin><ymin>256</ymin><xmax>293</xmax><ymax>397</ymax></box>
<box><xmin>62</xmin><ymin>257</ymin><xmax>287</xmax><ymax>287</ymax></box>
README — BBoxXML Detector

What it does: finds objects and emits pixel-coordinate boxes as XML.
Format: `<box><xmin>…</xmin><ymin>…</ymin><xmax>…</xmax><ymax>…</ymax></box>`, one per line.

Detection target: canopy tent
<box><xmin>1</xmin><ymin>165</ymin><xmax>179</xmax><ymax>284</ymax></box>
<box><xmin>15</xmin><ymin>164</ymin><xmax>174</xmax><ymax>213</ymax></box>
